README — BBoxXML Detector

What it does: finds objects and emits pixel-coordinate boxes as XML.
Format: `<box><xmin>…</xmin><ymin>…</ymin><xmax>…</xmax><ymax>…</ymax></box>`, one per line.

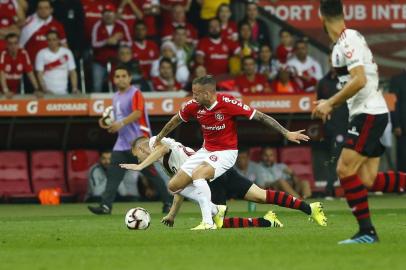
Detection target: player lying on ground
<box><xmin>313</xmin><ymin>0</ymin><xmax>390</xmax><ymax>244</ymax></box>
<box><xmin>120</xmin><ymin>136</ymin><xmax>327</xmax><ymax>229</ymax></box>
<box><xmin>148</xmin><ymin>75</ymin><xmax>309</xmax><ymax>230</ymax></box>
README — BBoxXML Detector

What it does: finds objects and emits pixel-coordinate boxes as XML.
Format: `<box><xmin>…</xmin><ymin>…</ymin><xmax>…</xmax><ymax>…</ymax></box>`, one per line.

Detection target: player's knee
<box><xmin>168</xmin><ymin>181</ymin><xmax>181</xmax><ymax>194</ymax></box>
<box><xmin>336</xmin><ymin>162</ymin><xmax>356</xmax><ymax>179</ymax></box>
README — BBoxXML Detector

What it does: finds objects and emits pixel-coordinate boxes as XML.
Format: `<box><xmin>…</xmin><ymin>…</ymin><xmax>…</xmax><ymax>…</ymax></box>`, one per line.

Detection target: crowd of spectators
<box><xmin>0</xmin><ymin>0</ymin><xmax>325</xmax><ymax>97</ymax></box>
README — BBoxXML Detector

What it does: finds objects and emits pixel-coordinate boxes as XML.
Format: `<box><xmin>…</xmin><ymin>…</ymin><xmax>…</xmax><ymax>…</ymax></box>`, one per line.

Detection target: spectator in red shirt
<box><xmin>131</xmin><ymin>21</ymin><xmax>159</xmax><ymax>79</ymax></box>
<box><xmin>161</xmin><ymin>4</ymin><xmax>197</xmax><ymax>45</ymax></box>
<box><xmin>271</xmin><ymin>65</ymin><xmax>302</xmax><ymax>94</ymax></box>
<box><xmin>81</xmin><ymin>0</ymin><xmax>113</xmax><ymax>46</ymax></box>
<box><xmin>0</xmin><ymin>33</ymin><xmax>40</xmax><ymax>98</ymax></box>
<box><xmin>217</xmin><ymin>3</ymin><xmax>237</xmax><ymax>42</ymax></box>
<box><xmin>235</xmin><ymin>56</ymin><xmax>271</xmax><ymax>95</ymax></box>
<box><xmin>151</xmin><ymin>57</ymin><xmax>182</xmax><ymax>92</ymax></box>
<box><xmin>91</xmin><ymin>4</ymin><xmax>132</xmax><ymax>92</ymax></box>
<box><xmin>19</xmin><ymin>0</ymin><xmax>67</xmax><ymax>64</ymax></box>
<box><xmin>133</xmin><ymin>0</ymin><xmax>160</xmax><ymax>38</ymax></box>
<box><xmin>241</xmin><ymin>2</ymin><xmax>270</xmax><ymax>45</ymax></box>
<box><xmin>0</xmin><ymin>0</ymin><xmax>27</xmax><ymax>51</ymax></box>
<box><xmin>195</xmin><ymin>18</ymin><xmax>237</xmax><ymax>76</ymax></box>
<box><xmin>276</xmin><ymin>28</ymin><xmax>295</xmax><ymax>64</ymax></box>
<box><xmin>160</xmin><ymin>0</ymin><xmax>191</xmax><ymax>26</ymax></box>
<box><xmin>116</xmin><ymin>0</ymin><xmax>143</xmax><ymax>40</ymax></box>
<box><xmin>257</xmin><ymin>44</ymin><xmax>278</xmax><ymax>82</ymax></box>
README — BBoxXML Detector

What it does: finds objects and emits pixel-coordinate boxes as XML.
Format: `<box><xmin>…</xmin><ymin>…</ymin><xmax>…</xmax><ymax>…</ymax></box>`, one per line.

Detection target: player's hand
<box><xmin>98</xmin><ymin>118</ymin><xmax>110</xmax><ymax>129</ymax></box>
<box><xmin>161</xmin><ymin>215</ymin><xmax>175</xmax><ymax>227</ymax></box>
<box><xmin>312</xmin><ymin>99</ymin><xmax>333</xmax><ymax>123</ymax></box>
<box><xmin>108</xmin><ymin>121</ymin><xmax>124</xmax><ymax>133</ymax></box>
<box><xmin>3</xmin><ymin>91</ymin><xmax>14</xmax><ymax>99</ymax></box>
<box><xmin>285</xmin><ymin>130</ymin><xmax>310</xmax><ymax>144</ymax></box>
<box><xmin>119</xmin><ymin>163</ymin><xmax>143</xmax><ymax>171</ymax></box>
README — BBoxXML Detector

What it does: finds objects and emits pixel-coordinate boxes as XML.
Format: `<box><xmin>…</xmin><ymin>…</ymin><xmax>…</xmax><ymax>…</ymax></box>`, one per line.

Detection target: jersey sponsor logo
<box><xmin>215</xmin><ymin>113</ymin><xmax>224</xmax><ymax>121</ymax></box>
<box><xmin>222</xmin><ymin>96</ymin><xmax>251</xmax><ymax>111</ymax></box>
<box><xmin>348</xmin><ymin>126</ymin><xmax>359</xmax><ymax>136</ymax></box>
<box><xmin>209</xmin><ymin>155</ymin><xmax>218</xmax><ymax>162</ymax></box>
<box><xmin>202</xmin><ymin>124</ymin><xmax>226</xmax><ymax>131</ymax></box>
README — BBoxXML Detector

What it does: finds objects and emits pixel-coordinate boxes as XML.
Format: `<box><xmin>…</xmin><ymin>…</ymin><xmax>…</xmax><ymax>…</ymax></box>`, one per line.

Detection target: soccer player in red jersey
<box><xmin>153</xmin><ymin>75</ymin><xmax>309</xmax><ymax>229</ymax></box>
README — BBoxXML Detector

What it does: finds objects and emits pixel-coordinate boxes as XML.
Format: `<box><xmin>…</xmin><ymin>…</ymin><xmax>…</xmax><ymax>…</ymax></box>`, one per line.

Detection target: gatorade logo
<box><xmin>93</xmin><ymin>100</ymin><xmax>105</xmax><ymax>114</ymax></box>
<box><xmin>299</xmin><ymin>97</ymin><xmax>311</xmax><ymax>111</ymax></box>
<box><xmin>27</xmin><ymin>100</ymin><xmax>38</xmax><ymax>114</ymax></box>
<box><xmin>162</xmin><ymin>99</ymin><xmax>174</xmax><ymax>113</ymax></box>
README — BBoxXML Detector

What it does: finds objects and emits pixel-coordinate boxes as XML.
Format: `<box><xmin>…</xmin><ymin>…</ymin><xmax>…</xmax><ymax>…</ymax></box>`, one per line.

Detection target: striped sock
<box><xmin>340</xmin><ymin>174</ymin><xmax>372</xmax><ymax>230</ymax></box>
<box><xmin>266</xmin><ymin>190</ymin><xmax>311</xmax><ymax>215</ymax></box>
<box><xmin>370</xmin><ymin>171</ymin><xmax>406</xmax><ymax>193</ymax></box>
<box><xmin>223</xmin><ymin>217</ymin><xmax>271</xmax><ymax>228</ymax></box>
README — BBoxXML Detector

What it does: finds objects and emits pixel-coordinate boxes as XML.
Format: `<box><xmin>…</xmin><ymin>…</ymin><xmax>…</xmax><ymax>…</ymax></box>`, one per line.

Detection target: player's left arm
<box><xmin>252</xmin><ymin>110</ymin><xmax>310</xmax><ymax>144</ymax></box>
<box><xmin>161</xmin><ymin>194</ymin><xmax>185</xmax><ymax>227</ymax></box>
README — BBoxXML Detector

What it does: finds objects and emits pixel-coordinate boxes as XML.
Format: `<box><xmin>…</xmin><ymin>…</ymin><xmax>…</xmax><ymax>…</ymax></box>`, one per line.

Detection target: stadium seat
<box><xmin>30</xmin><ymin>151</ymin><xmax>68</xmax><ymax>193</ymax></box>
<box><xmin>279</xmin><ymin>147</ymin><xmax>317</xmax><ymax>189</ymax></box>
<box><xmin>0</xmin><ymin>151</ymin><xmax>32</xmax><ymax>199</ymax></box>
<box><xmin>67</xmin><ymin>150</ymin><xmax>100</xmax><ymax>201</ymax></box>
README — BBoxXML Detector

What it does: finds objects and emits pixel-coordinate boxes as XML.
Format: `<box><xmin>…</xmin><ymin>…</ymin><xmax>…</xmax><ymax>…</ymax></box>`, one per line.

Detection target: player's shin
<box><xmin>370</xmin><ymin>171</ymin><xmax>406</xmax><ymax>193</ymax></box>
<box><xmin>340</xmin><ymin>174</ymin><xmax>374</xmax><ymax>232</ymax></box>
<box><xmin>193</xmin><ymin>179</ymin><xmax>215</xmax><ymax>225</ymax></box>
<box><xmin>264</xmin><ymin>189</ymin><xmax>311</xmax><ymax>215</ymax></box>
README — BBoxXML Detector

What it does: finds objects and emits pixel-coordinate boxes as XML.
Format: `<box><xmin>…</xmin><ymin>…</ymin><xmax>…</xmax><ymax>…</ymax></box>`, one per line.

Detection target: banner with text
<box><xmin>258</xmin><ymin>0</ymin><xmax>406</xmax><ymax>29</ymax></box>
<box><xmin>0</xmin><ymin>94</ymin><xmax>396</xmax><ymax>117</ymax></box>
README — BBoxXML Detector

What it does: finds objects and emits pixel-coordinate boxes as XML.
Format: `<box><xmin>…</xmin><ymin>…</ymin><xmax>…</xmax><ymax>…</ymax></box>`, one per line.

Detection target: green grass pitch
<box><xmin>0</xmin><ymin>196</ymin><xmax>405</xmax><ymax>270</ymax></box>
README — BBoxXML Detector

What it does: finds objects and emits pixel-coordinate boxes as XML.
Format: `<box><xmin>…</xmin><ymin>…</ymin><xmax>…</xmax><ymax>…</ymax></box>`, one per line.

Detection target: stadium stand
<box><xmin>0</xmin><ymin>151</ymin><xmax>32</xmax><ymax>200</ymax></box>
<box><xmin>30</xmin><ymin>151</ymin><xmax>69</xmax><ymax>194</ymax></box>
<box><xmin>67</xmin><ymin>150</ymin><xmax>100</xmax><ymax>201</ymax></box>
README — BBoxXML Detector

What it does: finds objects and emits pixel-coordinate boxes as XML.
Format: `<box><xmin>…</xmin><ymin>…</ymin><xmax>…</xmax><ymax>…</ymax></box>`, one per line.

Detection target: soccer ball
<box><xmin>102</xmin><ymin>106</ymin><xmax>115</xmax><ymax>126</ymax></box>
<box><xmin>125</xmin><ymin>207</ymin><xmax>151</xmax><ymax>230</ymax></box>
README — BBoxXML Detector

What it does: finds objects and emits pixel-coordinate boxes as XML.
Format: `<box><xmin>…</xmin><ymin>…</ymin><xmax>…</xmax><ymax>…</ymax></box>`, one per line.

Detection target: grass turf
<box><xmin>0</xmin><ymin>196</ymin><xmax>405</xmax><ymax>270</ymax></box>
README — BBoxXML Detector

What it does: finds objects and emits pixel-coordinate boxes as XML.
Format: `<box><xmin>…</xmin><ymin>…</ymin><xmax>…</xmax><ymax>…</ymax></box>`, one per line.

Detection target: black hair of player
<box><xmin>192</xmin><ymin>75</ymin><xmax>216</xmax><ymax>86</ymax></box>
<box><xmin>114</xmin><ymin>64</ymin><xmax>132</xmax><ymax>76</ymax></box>
<box><xmin>320</xmin><ymin>0</ymin><xmax>344</xmax><ymax>19</ymax></box>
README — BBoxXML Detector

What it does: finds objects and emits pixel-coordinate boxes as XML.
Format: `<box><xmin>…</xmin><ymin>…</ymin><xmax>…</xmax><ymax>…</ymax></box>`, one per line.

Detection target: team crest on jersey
<box><xmin>149</xmin><ymin>50</ymin><xmax>155</xmax><ymax>57</ymax></box>
<box><xmin>215</xmin><ymin>113</ymin><xmax>224</xmax><ymax>121</ymax></box>
<box><xmin>5</xmin><ymin>64</ymin><xmax>11</xmax><ymax>72</ymax></box>
<box><xmin>1</xmin><ymin>18</ymin><xmax>8</xmax><ymax>26</ymax></box>
<box><xmin>344</xmin><ymin>49</ymin><xmax>354</xmax><ymax>59</ymax></box>
<box><xmin>17</xmin><ymin>64</ymin><xmax>23</xmax><ymax>71</ymax></box>
<box><xmin>209</xmin><ymin>155</ymin><xmax>218</xmax><ymax>162</ymax></box>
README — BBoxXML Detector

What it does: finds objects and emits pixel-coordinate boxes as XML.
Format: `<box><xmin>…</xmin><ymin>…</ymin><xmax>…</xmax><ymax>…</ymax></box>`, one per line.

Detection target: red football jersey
<box><xmin>21</xmin><ymin>16</ymin><xmax>67</xmax><ymax>63</ymax></box>
<box><xmin>161</xmin><ymin>22</ymin><xmax>197</xmax><ymax>44</ymax></box>
<box><xmin>81</xmin><ymin>0</ymin><xmax>113</xmax><ymax>43</ymax></box>
<box><xmin>0</xmin><ymin>49</ymin><xmax>33</xmax><ymax>93</ymax></box>
<box><xmin>151</xmin><ymin>76</ymin><xmax>182</xmax><ymax>91</ymax></box>
<box><xmin>220</xmin><ymin>21</ymin><xmax>238</xmax><ymax>42</ymax></box>
<box><xmin>160</xmin><ymin>0</ymin><xmax>188</xmax><ymax>25</ymax></box>
<box><xmin>196</xmin><ymin>38</ymin><xmax>236</xmax><ymax>76</ymax></box>
<box><xmin>0</xmin><ymin>0</ymin><xmax>18</xmax><ymax>28</ymax></box>
<box><xmin>132</xmin><ymin>40</ymin><xmax>159</xmax><ymax>78</ymax></box>
<box><xmin>276</xmin><ymin>44</ymin><xmax>293</xmax><ymax>64</ymax></box>
<box><xmin>235</xmin><ymin>74</ymin><xmax>271</xmax><ymax>95</ymax></box>
<box><xmin>179</xmin><ymin>93</ymin><xmax>256</xmax><ymax>151</ymax></box>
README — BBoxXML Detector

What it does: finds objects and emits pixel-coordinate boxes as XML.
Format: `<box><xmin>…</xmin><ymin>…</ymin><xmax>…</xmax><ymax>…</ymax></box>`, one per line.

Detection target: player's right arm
<box><xmin>154</xmin><ymin>114</ymin><xmax>183</xmax><ymax>147</ymax></box>
<box><xmin>161</xmin><ymin>194</ymin><xmax>185</xmax><ymax>227</ymax></box>
<box><xmin>120</xmin><ymin>142</ymin><xmax>170</xmax><ymax>171</ymax></box>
